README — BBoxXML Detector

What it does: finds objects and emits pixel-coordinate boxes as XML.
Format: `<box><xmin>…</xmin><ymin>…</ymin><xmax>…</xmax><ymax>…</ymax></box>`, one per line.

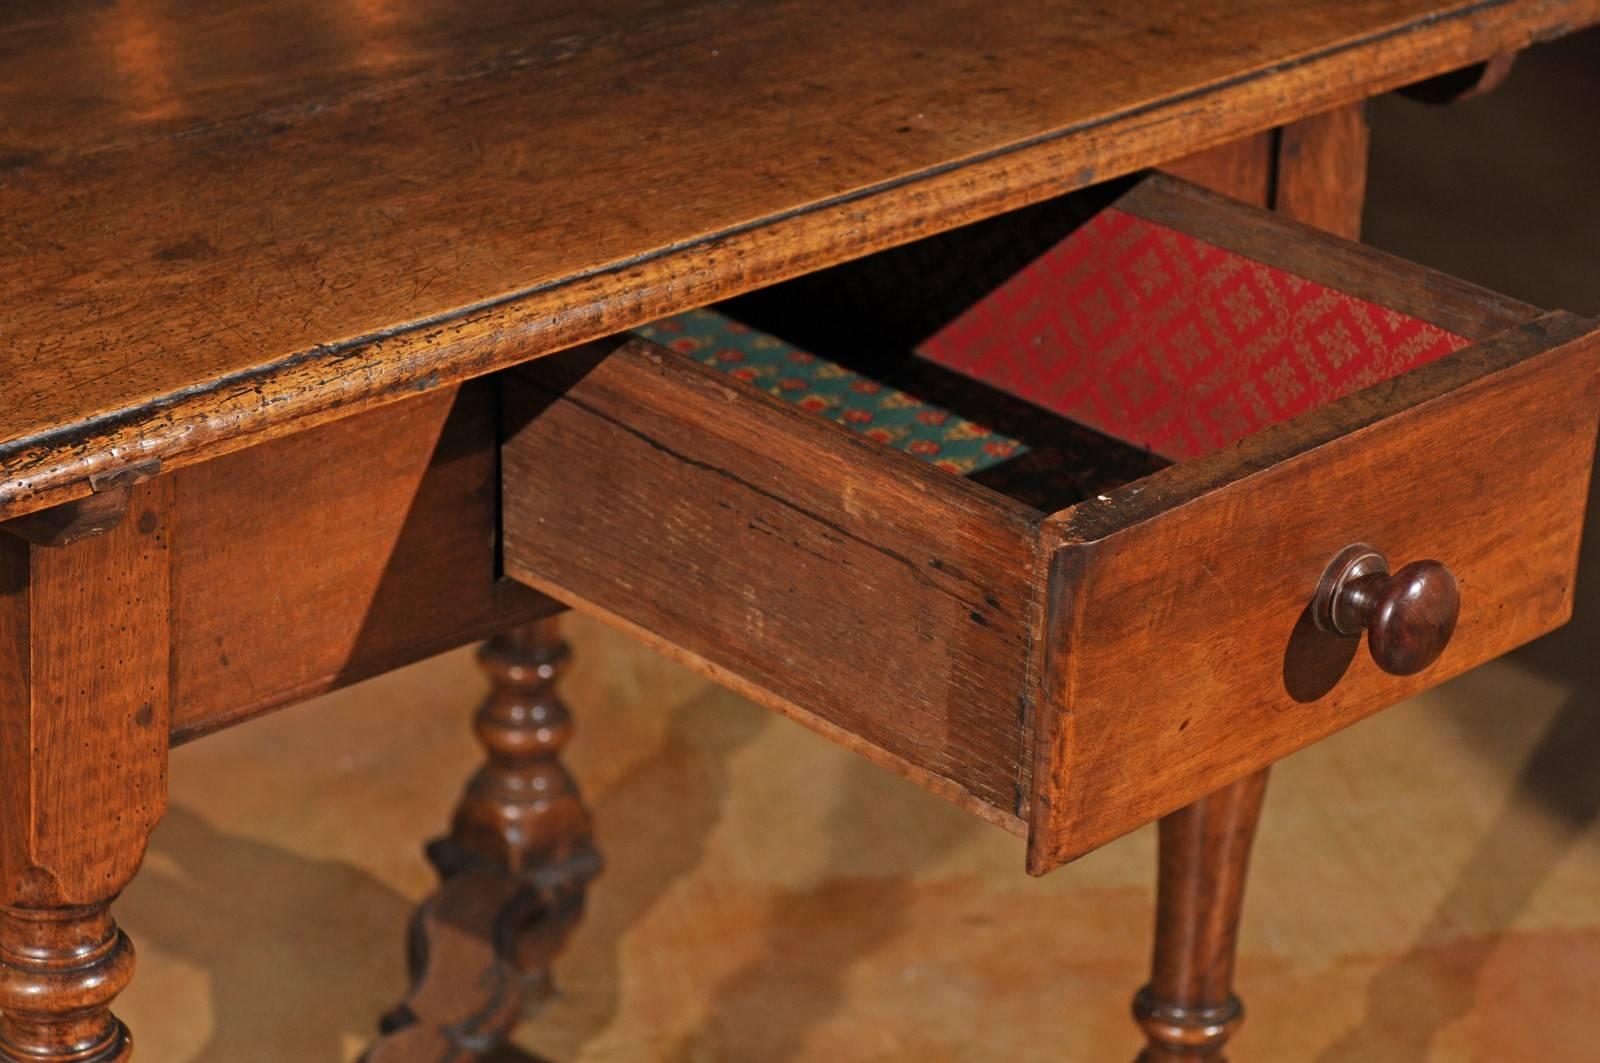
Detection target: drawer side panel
<box><xmin>501</xmin><ymin>339</ymin><xmax>1042</xmax><ymax>823</ymax></box>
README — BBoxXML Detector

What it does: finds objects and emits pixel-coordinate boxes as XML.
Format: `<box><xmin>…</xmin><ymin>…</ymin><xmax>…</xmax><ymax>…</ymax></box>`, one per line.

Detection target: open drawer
<box><xmin>498</xmin><ymin>175</ymin><xmax>1600</xmax><ymax>874</ymax></box>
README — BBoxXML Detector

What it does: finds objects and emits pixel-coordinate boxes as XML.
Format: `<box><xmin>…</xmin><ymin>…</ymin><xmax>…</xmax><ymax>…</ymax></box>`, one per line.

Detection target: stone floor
<box><xmin>116</xmin><ymin>28</ymin><xmax>1600</xmax><ymax>1063</ymax></box>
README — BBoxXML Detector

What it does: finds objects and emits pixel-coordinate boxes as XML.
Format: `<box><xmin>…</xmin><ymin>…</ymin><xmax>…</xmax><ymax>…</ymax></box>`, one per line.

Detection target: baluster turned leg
<box><xmin>0</xmin><ymin>907</ymin><xmax>138</xmax><ymax>1062</ymax></box>
<box><xmin>367</xmin><ymin>618</ymin><xmax>600</xmax><ymax>1063</ymax></box>
<box><xmin>1133</xmin><ymin>769</ymin><xmax>1270</xmax><ymax>1062</ymax></box>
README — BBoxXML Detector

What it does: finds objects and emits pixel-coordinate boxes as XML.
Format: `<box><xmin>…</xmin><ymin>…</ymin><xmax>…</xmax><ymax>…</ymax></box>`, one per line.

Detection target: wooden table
<box><xmin>4</xmin><ymin>3</ymin><xmax>1599</xmax><ymax>1059</ymax></box>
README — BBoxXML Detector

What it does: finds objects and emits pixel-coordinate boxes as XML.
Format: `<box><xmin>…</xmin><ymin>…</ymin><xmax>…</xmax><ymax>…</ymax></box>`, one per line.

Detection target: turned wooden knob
<box><xmin>1312</xmin><ymin>544</ymin><xmax>1459</xmax><ymax>676</ymax></box>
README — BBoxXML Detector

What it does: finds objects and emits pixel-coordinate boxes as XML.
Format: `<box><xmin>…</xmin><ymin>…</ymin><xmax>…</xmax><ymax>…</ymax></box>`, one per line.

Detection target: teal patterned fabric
<box><xmin>631</xmin><ymin>308</ymin><xmax>1026</xmax><ymax>476</ymax></box>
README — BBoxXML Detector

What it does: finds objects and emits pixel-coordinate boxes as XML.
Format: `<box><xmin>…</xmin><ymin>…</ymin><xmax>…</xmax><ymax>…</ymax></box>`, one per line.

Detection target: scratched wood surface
<box><xmin>4</xmin><ymin>0</ymin><xmax>1598</xmax><ymax>519</ymax></box>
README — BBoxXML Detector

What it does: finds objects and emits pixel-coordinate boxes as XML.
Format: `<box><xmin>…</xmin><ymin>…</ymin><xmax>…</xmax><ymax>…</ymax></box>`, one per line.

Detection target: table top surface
<box><xmin>3</xmin><ymin>0</ymin><xmax>1596</xmax><ymax>518</ymax></box>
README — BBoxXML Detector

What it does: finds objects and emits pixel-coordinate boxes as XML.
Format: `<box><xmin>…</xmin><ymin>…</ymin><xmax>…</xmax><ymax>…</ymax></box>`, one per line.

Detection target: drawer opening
<box><xmin>713</xmin><ymin>172</ymin><xmax>1511</xmax><ymax>464</ymax></box>
<box><xmin>630</xmin><ymin>307</ymin><xmax>1167</xmax><ymax>515</ymax></box>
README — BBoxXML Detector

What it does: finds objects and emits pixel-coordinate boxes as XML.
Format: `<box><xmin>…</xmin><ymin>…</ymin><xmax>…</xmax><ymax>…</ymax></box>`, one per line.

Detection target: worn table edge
<box><xmin>4</xmin><ymin>0</ymin><xmax>1594</xmax><ymax>521</ymax></box>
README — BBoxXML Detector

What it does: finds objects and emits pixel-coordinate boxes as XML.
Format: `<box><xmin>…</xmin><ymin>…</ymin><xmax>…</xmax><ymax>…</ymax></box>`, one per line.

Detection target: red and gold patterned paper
<box><xmin>917</xmin><ymin>207</ymin><xmax>1470</xmax><ymax>461</ymax></box>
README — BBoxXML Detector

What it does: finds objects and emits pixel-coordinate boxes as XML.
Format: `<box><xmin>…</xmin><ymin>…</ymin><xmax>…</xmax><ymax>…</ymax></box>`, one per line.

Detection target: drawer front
<box><xmin>500</xmin><ymin>341</ymin><xmax>1044</xmax><ymax>830</ymax></box>
<box><xmin>1029</xmin><ymin>314</ymin><xmax>1600</xmax><ymax>871</ymax></box>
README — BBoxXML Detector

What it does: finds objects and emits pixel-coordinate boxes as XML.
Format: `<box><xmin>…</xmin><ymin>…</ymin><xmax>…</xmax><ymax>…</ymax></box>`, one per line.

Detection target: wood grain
<box><xmin>167</xmin><ymin>382</ymin><xmax>555</xmax><ymax>743</ymax></box>
<box><xmin>0</xmin><ymin>479</ymin><xmax>172</xmax><ymax>1060</ymax></box>
<box><xmin>4</xmin><ymin>0</ymin><xmax>1597</xmax><ymax>520</ymax></box>
<box><xmin>1029</xmin><ymin>313</ymin><xmax>1600</xmax><ymax>870</ymax></box>
<box><xmin>500</xmin><ymin>339</ymin><xmax>1044</xmax><ymax>825</ymax></box>
<box><xmin>1162</xmin><ymin>134</ymin><xmax>1277</xmax><ymax>209</ymax></box>
<box><xmin>1275</xmin><ymin>104</ymin><xmax>1373</xmax><ymax>240</ymax></box>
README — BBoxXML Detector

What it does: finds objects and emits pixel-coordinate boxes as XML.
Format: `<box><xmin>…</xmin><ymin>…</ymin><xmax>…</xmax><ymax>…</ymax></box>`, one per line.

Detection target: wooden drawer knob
<box><xmin>1312</xmin><ymin>545</ymin><xmax>1459</xmax><ymax>676</ymax></box>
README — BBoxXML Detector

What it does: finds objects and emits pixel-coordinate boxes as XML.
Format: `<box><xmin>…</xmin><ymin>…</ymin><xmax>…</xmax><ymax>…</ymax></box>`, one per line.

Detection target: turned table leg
<box><xmin>0</xmin><ymin>908</ymin><xmax>138</xmax><ymax>1062</ymax></box>
<box><xmin>1133</xmin><ymin>769</ymin><xmax>1269</xmax><ymax>1062</ymax></box>
<box><xmin>0</xmin><ymin>482</ymin><xmax>172</xmax><ymax>1062</ymax></box>
<box><xmin>367</xmin><ymin>618</ymin><xmax>600</xmax><ymax>1063</ymax></box>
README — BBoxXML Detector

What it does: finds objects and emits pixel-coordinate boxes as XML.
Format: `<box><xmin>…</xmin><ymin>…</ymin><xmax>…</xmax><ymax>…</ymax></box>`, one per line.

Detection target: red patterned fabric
<box><xmin>917</xmin><ymin>207</ymin><xmax>1469</xmax><ymax>461</ymax></box>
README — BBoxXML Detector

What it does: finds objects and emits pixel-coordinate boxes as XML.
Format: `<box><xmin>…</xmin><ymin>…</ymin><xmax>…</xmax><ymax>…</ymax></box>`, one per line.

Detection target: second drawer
<box><xmin>499</xmin><ymin>175</ymin><xmax>1600</xmax><ymax>874</ymax></box>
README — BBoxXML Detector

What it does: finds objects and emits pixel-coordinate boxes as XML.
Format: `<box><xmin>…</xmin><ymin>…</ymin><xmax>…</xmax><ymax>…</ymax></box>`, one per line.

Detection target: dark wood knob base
<box><xmin>1312</xmin><ymin>544</ymin><xmax>1459</xmax><ymax>676</ymax></box>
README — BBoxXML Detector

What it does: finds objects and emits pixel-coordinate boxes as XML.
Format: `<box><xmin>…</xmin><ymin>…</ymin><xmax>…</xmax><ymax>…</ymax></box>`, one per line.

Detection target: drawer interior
<box><xmin>631</xmin><ymin>308</ymin><xmax>1168</xmax><ymax>514</ymax></box>
<box><xmin>622</xmin><ymin>168</ymin><xmax>1532</xmax><ymax>516</ymax></box>
<box><xmin>713</xmin><ymin>173</ymin><xmax>1528</xmax><ymax>462</ymax></box>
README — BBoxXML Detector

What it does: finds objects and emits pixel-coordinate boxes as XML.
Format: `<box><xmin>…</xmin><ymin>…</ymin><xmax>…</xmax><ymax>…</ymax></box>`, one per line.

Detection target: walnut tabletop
<box><xmin>3</xmin><ymin>0</ymin><xmax>1596</xmax><ymax>521</ymax></box>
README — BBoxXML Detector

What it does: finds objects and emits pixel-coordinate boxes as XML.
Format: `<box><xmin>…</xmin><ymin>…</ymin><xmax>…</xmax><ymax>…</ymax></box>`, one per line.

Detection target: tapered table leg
<box><xmin>367</xmin><ymin>618</ymin><xmax>600</xmax><ymax>1063</ymax></box>
<box><xmin>1133</xmin><ymin>769</ymin><xmax>1269</xmax><ymax>1062</ymax></box>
